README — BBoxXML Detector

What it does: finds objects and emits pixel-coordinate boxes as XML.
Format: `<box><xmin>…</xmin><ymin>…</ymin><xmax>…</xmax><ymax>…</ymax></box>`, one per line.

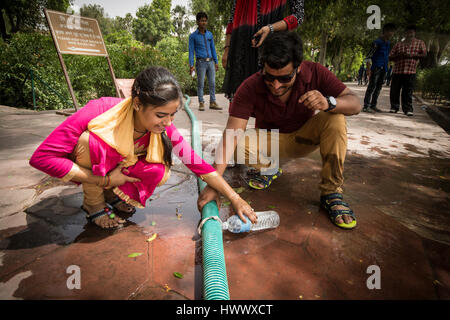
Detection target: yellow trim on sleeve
<box><xmin>60</xmin><ymin>163</ymin><xmax>82</xmax><ymax>182</ymax></box>
<box><xmin>199</xmin><ymin>171</ymin><xmax>219</xmax><ymax>181</ymax></box>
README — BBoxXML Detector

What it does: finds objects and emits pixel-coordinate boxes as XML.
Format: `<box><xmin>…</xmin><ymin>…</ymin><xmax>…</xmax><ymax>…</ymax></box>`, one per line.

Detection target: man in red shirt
<box><xmin>389</xmin><ymin>25</ymin><xmax>427</xmax><ymax>116</ymax></box>
<box><xmin>198</xmin><ymin>31</ymin><xmax>361</xmax><ymax>229</ymax></box>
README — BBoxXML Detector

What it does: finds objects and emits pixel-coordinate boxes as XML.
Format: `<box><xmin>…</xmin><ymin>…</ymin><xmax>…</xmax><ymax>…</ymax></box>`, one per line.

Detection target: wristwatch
<box><xmin>325</xmin><ymin>96</ymin><xmax>337</xmax><ymax>112</ymax></box>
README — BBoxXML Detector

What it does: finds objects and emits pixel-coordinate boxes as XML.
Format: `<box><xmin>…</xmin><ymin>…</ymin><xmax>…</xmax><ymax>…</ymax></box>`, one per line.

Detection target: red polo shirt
<box><xmin>229</xmin><ymin>61</ymin><xmax>347</xmax><ymax>133</ymax></box>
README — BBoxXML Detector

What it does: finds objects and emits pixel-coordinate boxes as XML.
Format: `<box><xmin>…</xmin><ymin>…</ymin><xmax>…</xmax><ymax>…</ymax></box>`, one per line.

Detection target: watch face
<box><xmin>329</xmin><ymin>96</ymin><xmax>337</xmax><ymax>105</ymax></box>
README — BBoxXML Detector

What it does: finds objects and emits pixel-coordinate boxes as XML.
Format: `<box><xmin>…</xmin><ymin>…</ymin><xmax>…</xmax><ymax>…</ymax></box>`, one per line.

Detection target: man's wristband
<box><xmin>267</xmin><ymin>24</ymin><xmax>274</xmax><ymax>33</ymax></box>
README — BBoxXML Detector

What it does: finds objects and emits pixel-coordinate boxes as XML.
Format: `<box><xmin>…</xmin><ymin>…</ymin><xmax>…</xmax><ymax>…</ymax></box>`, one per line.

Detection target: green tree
<box><xmin>172</xmin><ymin>5</ymin><xmax>193</xmax><ymax>39</ymax></box>
<box><xmin>79</xmin><ymin>4</ymin><xmax>113</xmax><ymax>35</ymax></box>
<box><xmin>112</xmin><ymin>13</ymin><xmax>134</xmax><ymax>35</ymax></box>
<box><xmin>0</xmin><ymin>0</ymin><xmax>71</xmax><ymax>40</ymax></box>
<box><xmin>133</xmin><ymin>0</ymin><xmax>173</xmax><ymax>45</ymax></box>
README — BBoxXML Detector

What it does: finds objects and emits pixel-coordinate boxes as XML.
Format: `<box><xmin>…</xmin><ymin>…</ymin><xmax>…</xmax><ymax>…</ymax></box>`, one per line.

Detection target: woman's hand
<box><xmin>106</xmin><ymin>165</ymin><xmax>141</xmax><ymax>188</ymax></box>
<box><xmin>222</xmin><ymin>48</ymin><xmax>229</xmax><ymax>69</ymax></box>
<box><xmin>251</xmin><ymin>26</ymin><xmax>270</xmax><ymax>48</ymax></box>
<box><xmin>230</xmin><ymin>195</ymin><xmax>257</xmax><ymax>224</ymax></box>
<box><xmin>197</xmin><ymin>185</ymin><xmax>221</xmax><ymax>212</ymax></box>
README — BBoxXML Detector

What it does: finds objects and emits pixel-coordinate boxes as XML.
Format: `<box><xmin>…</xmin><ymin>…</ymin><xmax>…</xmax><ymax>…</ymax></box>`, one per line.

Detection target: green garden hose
<box><xmin>183</xmin><ymin>95</ymin><xmax>230</xmax><ymax>300</ymax></box>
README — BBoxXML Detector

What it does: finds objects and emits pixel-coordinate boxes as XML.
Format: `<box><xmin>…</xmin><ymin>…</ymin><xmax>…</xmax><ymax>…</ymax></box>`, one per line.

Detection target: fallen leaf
<box><xmin>233</xmin><ymin>187</ymin><xmax>245</xmax><ymax>194</ymax></box>
<box><xmin>433</xmin><ymin>280</ymin><xmax>442</xmax><ymax>286</ymax></box>
<box><xmin>146</xmin><ymin>233</ymin><xmax>158</xmax><ymax>242</ymax></box>
<box><xmin>128</xmin><ymin>252</ymin><xmax>143</xmax><ymax>258</ymax></box>
<box><xmin>268</xmin><ymin>205</ymin><xmax>276</xmax><ymax>209</ymax></box>
<box><xmin>173</xmin><ymin>272</ymin><xmax>184</xmax><ymax>279</ymax></box>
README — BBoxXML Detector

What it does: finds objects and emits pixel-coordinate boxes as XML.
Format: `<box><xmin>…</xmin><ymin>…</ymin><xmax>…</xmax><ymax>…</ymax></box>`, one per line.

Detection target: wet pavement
<box><xmin>0</xmin><ymin>83</ymin><xmax>449</xmax><ymax>300</ymax></box>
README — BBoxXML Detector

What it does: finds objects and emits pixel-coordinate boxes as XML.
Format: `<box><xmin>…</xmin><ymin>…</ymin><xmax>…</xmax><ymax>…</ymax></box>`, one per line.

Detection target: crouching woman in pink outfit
<box><xmin>30</xmin><ymin>66</ymin><xmax>256</xmax><ymax>229</ymax></box>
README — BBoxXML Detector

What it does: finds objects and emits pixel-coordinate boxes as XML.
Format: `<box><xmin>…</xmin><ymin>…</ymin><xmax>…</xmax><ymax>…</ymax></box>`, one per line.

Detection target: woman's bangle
<box><xmin>105</xmin><ymin>174</ymin><xmax>111</xmax><ymax>188</ymax></box>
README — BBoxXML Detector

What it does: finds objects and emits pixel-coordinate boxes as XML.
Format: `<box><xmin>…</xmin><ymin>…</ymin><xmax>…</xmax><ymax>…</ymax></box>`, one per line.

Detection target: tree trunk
<box><xmin>347</xmin><ymin>50</ymin><xmax>356</xmax><ymax>77</ymax></box>
<box><xmin>424</xmin><ymin>38</ymin><xmax>439</xmax><ymax>68</ymax></box>
<box><xmin>437</xmin><ymin>35</ymin><xmax>449</xmax><ymax>64</ymax></box>
<box><xmin>336</xmin><ymin>41</ymin><xmax>344</xmax><ymax>75</ymax></box>
<box><xmin>0</xmin><ymin>10</ymin><xmax>8</xmax><ymax>40</ymax></box>
<box><xmin>318</xmin><ymin>31</ymin><xmax>328</xmax><ymax>66</ymax></box>
<box><xmin>7</xmin><ymin>12</ymin><xmax>17</xmax><ymax>33</ymax></box>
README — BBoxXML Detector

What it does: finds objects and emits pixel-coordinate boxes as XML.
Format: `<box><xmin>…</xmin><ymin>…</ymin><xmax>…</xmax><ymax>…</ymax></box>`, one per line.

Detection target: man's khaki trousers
<box><xmin>235</xmin><ymin>111</ymin><xmax>347</xmax><ymax>195</ymax></box>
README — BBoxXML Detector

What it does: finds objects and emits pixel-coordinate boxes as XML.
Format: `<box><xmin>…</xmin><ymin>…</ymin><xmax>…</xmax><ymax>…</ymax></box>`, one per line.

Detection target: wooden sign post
<box><xmin>44</xmin><ymin>9</ymin><xmax>120</xmax><ymax>111</ymax></box>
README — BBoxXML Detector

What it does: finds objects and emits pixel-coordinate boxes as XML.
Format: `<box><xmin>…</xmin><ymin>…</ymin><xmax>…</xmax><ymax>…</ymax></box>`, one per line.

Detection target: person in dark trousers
<box><xmin>362</xmin><ymin>23</ymin><xmax>396</xmax><ymax>113</ymax></box>
<box><xmin>357</xmin><ymin>63</ymin><xmax>365</xmax><ymax>85</ymax></box>
<box><xmin>389</xmin><ymin>25</ymin><xmax>427</xmax><ymax>116</ymax></box>
<box><xmin>385</xmin><ymin>64</ymin><xmax>393</xmax><ymax>86</ymax></box>
<box><xmin>189</xmin><ymin>12</ymin><xmax>221</xmax><ymax>111</ymax></box>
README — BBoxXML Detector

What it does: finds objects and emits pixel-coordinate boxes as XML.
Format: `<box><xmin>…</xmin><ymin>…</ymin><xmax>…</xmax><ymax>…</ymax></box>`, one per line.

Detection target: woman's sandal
<box><xmin>320</xmin><ymin>193</ymin><xmax>357</xmax><ymax>229</ymax></box>
<box><xmin>107</xmin><ymin>196</ymin><xmax>136</xmax><ymax>215</ymax></box>
<box><xmin>248</xmin><ymin>168</ymin><xmax>283</xmax><ymax>190</ymax></box>
<box><xmin>80</xmin><ymin>205</ymin><xmax>123</xmax><ymax>229</ymax></box>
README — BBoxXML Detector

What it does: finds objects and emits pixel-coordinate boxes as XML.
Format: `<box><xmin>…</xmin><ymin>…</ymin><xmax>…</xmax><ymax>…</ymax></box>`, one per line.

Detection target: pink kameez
<box><xmin>29</xmin><ymin>97</ymin><xmax>216</xmax><ymax>208</ymax></box>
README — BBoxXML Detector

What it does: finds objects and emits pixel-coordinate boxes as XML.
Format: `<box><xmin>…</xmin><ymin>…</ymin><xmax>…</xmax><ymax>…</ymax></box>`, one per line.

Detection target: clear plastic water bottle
<box><xmin>222</xmin><ymin>211</ymin><xmax>280</xmax><ymax>233</ymax></box>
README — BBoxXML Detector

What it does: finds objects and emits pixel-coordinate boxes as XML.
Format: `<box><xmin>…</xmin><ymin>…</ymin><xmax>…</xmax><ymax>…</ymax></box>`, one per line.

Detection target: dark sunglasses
<box><xmin>262</xmin><ymin>69</ymin><xmax>297</xmax><ymax>83</ymax></box>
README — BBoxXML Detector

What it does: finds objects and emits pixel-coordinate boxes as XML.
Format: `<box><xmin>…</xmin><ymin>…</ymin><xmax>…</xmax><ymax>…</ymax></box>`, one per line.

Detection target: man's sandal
<box><xmin>248</xmin><ymin>168</ymin><xmax>283</xmax><ymax>190</ymax></box>
<box><xmin>320</xmin><ymin>193</ymin><xmax>357</xmax><ymax>229</ymax></box>
<box><xmin>107</xmin><ymin>196</ymin><xmax>136</xmax><ymax>215</ymax></box>
<box><xmin>81</xmin><ymin>205</ymin><xmax>123</xmax><ymax>229</ymax></box>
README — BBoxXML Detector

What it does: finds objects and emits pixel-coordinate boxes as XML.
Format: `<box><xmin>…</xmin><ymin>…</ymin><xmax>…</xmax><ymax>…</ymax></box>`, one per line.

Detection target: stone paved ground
<box><xmin>0</xmin><ymin>83</ymin><xmax>448</xmax><ymax>300</ymax></box>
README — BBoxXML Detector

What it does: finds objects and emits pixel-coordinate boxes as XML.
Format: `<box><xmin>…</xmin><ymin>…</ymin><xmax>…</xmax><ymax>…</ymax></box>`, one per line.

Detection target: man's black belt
<box><xmin>197</xmin><ymin>58</ymin><xmax>212</xmax><ymax>62</ymax></box>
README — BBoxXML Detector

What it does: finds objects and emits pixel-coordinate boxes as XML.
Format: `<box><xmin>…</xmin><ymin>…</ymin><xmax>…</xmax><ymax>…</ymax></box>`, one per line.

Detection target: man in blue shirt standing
<box><xmin>363</xmin><ymin>23</ymin><xmax>396</xmax><ymax>113</ymax></box>
<box><xmin>189</xmin><ymin>12</ymin><xmax>221</xmax><ymax>111</ymax></box>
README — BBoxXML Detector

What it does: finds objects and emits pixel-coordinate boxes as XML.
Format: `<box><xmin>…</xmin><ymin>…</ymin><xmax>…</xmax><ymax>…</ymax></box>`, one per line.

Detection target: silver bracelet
<box><xmin>267</xmin><ymin>24</ymin><xmax>274</xmax><ymax>33</ymax></box>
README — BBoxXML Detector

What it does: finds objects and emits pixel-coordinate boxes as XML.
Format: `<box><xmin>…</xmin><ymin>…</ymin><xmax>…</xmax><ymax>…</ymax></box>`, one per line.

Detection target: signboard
<box><xmin>44</xmin><ymin>9</ymin><xmax>120</xmax><ymax>111</ymax></box>
<box><xmin>45</xmin><ymin>9</ymin><xmax>107</xmax><ymax>56</ymax></box>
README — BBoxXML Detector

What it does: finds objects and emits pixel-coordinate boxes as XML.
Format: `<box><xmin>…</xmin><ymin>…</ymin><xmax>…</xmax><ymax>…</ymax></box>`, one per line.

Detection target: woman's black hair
<box><xmin>260</xmin><ymin>31</ymin><xmax>303</xmax><ymax>70</ymax></box>
<box><xmin>131</xmin><ymin>66</ymin><xmax>183</xmax><ymax>167</ymax></box>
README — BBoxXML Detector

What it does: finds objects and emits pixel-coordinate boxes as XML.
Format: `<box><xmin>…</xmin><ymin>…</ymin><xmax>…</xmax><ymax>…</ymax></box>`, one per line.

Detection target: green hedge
<box><xmin>416</xmin><ymin>65</ymin><xmax>450</xmax><ymax>102</ymax></box>
<box><xmin>0</xmin><ymin>32</ymin><xmax>224</xmax><ymax>110</ymax></box>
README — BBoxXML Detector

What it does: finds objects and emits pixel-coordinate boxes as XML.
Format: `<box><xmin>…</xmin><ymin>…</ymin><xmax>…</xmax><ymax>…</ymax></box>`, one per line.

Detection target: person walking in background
<box><xmin>362</xmin><ymin>23</ymin><xmax>396</xmax><ymax>113</ymax></box>
<box><xmin>389</xmin><ymin>25</ymin><xmax>427</xmax><ymax>116</ymax></box>
<box><xmin>222</xmin><ymin>0</ymin><xmax>305</xmax><ymax>101</ymax></box>
<box><xmin>357</xmin><ymin>63</ymin><xmax>365</xmax><ymax>86</ymax></box>
<box><xmin>189</xmin><ymin>12</ymin><xmax>221</xmax><ymax>111</ymax></box>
